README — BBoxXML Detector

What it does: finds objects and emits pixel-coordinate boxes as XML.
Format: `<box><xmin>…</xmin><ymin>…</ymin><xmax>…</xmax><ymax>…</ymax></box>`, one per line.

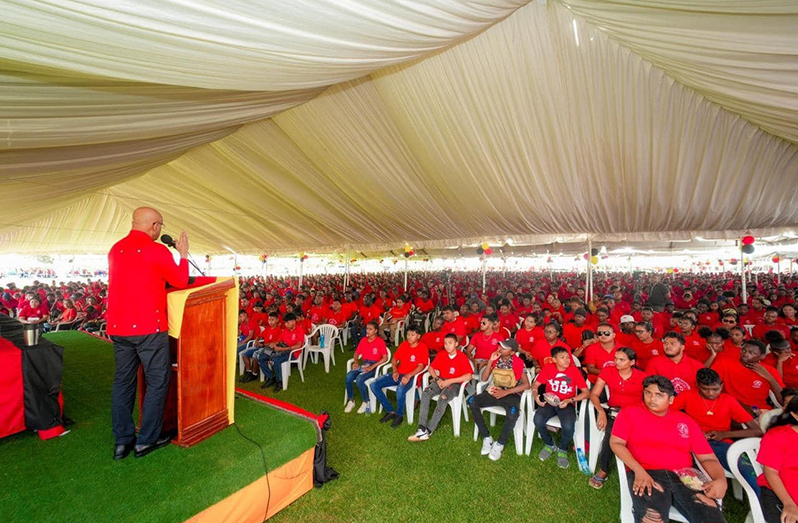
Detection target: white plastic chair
<box><xmin>303</xmin><ymin>324</ymin><xmax>340</xmax><ymax>373</ymax></box>
<box><xmin>616</xmin><ymin>455</ymin><xmax>689</xmax><ymax>523</ymax></box>
<box><xmin>587</xmin><ymin>385</ymin><xmax>610</xmax><ymax>473</ymax></box>
<box><xmin>52</xmin><ymin>319</ymin><xmax>80</xmax><ymax>332</ymax></box>
<box><xmin>393</xmin><ymin>318</ymin><xmax>407</xmax><ymax>347</ymax></box>
<box><xmin>471</xmin><ymin>377</ymin><xmax>528</xmax><ymax>455</ymax></box>
<box><xmin>727</xmin><ymin>437</ymin><xmax>765</xmax><ymax>523</ymax></box>
<box><xmin>373</xmin><ymin>362</ymin><xmax>428</xmax><ymax>424</ymax></box>
<box><xmin>280</xmin><ymin>345</ymin><xmax>306</xmax><ymax>391</ymax></box>
<box><xmin>420</xmin><ymin>364</ymin><xmax>472</xmax><ymax>437</ymax></box>
<box><xmin>524</xmin><ymin>371</ymin><xmax>588</xmax><ymax>457</ymax></box>
<box><xmin>98</xmin><ymin>321</ymin><xmax>107</xmax><ymax>338</ymax></box>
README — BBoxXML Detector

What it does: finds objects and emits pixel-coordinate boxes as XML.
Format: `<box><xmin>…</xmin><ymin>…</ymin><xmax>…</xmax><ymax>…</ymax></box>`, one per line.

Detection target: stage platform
<box><xmin>0</xmin><ymin>331</ymin><xmax>318</xmax><ymax>523</ymax></box>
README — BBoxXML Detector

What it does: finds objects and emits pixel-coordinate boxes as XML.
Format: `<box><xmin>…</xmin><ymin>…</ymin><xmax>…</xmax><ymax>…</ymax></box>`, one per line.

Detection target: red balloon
<box><xmin>742</xmin><ymin>235</ymin><xmax>755</xmax><ymax>245</ymax></box>
<box><xmin>583</xmin><ymin>253</ymin><xmax>589</xmax><ymax>260</ymax></box>
<box><xmin>773</xmin><ymin>256</ymin><xmax>780</xmax><ymax>263</ymax></box>
<box><xmin>408</xmin><ymin>250</ymin><xmax>415</xmax><ymax>256</ymax></box>
<box><xmin>485</xmin><ymin>248</ymin><xmax>493</xmax><ymax>255</ymax></box>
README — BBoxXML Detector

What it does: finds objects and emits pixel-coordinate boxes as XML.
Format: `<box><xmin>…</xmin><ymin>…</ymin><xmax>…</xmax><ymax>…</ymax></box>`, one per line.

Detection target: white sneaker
<box><xmin>344</xmin><ymin>400</ymin><xmax>356</xmax><ymax>413</ymax></box>
<box><xmin>481</xmin><ymin>436</ymin><xmax>494</xmax><ymax>455</ymax></box>
<box><xmin>488</xmin><ymin>442</ymin><xmax>505</xmax><ymax>461</ymax></box>
<box><xmin>408</xmin><ymin>428</ymin><xmax>426</xmax><ymax>442</ymax></box>
<box><xmin>357</xmin><ymin>402</ymin><xmax>369</xmax><ymax>414</ymax></box>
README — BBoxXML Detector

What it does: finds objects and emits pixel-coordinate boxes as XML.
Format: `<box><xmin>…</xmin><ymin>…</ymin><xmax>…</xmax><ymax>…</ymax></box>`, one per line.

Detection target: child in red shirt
<box><xmin>611</xmin><ymin>376</ymin><xmax>728</xmax><ymax>523</ymax></box>
<box><xmin>344</xmin><ymin>321</ymin><xmax>389</xmax><ymax>415</ymax></box>
<box><xmin>467</xmin><ymin>313</ymin><xmax>504</xmax><ymax>370</ymax></box>
<box><xmin>408</xmin><ymin>334</ymin><xmax>474</xmax><ymax>442</ymax></box>
<box><xmin>533</xmin><ymin>346</ymin><xmax>589</xmax><ymax>469</ymax></box>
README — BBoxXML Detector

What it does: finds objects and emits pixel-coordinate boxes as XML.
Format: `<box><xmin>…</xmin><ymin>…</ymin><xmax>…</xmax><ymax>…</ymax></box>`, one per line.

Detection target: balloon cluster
<box><xmin>258</xmin><ymin>254</ymin><xmax>268</xmax><ymax>263</ymax></box>
<box><xmin>741</xmin><ymin>235</ymin><xmax>755</xmax><ymax>255</ymax></box>
<box><xmin>404</xmin><ymin>244</ymin><xmax>415</xmax><ymax>258</ymax></box>
<box><xmin>234</xmin><ymin>265</ymin><xmax>241</xmax><ymax>271</ymax></box>
<box><xmin>476</xmin><ymin>242</ymin><xmax>493</xmax><ymax>256</ymax></box>
<box><xmin>730</xmin><ymin>258</ymin><xmax>738</xmax><ymax>265</ymax></box>
<box><xmin>205</xmin><ymin>255</ymin><xmax>211</xmax><ymax>262</ymax></box>
<box><xmin>393</xmin><ymin>259</ymin><xmax>398</xmax><ymax>265</ymax></box>
<box><xmin>299</xmin><ymin>252</ymin><xmax>309</xmax><ymax>262</ymax></box>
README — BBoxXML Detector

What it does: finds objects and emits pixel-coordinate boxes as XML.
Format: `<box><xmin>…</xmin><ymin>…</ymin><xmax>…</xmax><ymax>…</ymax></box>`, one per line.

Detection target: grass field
<box><xmin>240</xmin><ymin>343</ymin><xmax>750</xmax><ymax>523</ymax></box>
<box><xmin>0</xmin><ymin>332</ymin><xmax>317</xmax><ymax>523</ymax></box>
<box><xmin>0</xmin><ymin>331</ymin><xmax>750</xmax><ymax>523</ymax></box>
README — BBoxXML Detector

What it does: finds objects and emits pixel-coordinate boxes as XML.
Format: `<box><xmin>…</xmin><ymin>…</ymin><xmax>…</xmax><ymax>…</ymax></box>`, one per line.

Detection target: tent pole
<box><xmin>778</xmin><ymin>258</ymin><xmax>781</xmax><ymax>285</ymax></box>
<box><xmin>482</xmin><ymin>256</ymin><xmax>487</xmax><ymax>294</ymax></box>
<box><xmin>299</xmin><ymin>258</ymin><xmax>304</xmax><ymax>288</ymax></box>
<box><xmin>586</xmin><ymin>238</ymin><xmax>593</xmax><ymax>303</ymax></box>
<box><xmin>404</xmin><ymin>256</ymin><xmax>409</xmax><ymax>292</ymax></box>
<box><xmin>740</xmin><ymin>244</ymin><xmax>747</xmax><ymax>303</ymax></box>
<box><xmin>344</xmin><ymin>252</ymin><xmax>350</xmax><ymax>290</ymax></box>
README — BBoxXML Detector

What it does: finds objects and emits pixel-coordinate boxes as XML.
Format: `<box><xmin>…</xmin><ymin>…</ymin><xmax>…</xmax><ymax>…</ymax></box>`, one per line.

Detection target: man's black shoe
<box><xmin>241</xmin><ymin>373</ymin><xmax>254</xmax><ymax>383</ymax></box>
<box><xmin>273</xmin><ymin>381</ymin><xmax>282</xmax><ymax>392</ymax></box>
<box><xmin>390</xmin><ymin>415</ymin><xmax>404</xmax><ymax>429</ymax></box>
<box><xmin>379</xmin><ymin>412</ymin><xmax>395</xmax><ymax>424</ymax></box>
<box><xmin>134</xmin><ymin>435</ymin><xmax>171</xmax><ymax>458</ymax></box>
<box><xmin>260</xmin><ymin>378</ymin><xmax>276</xmax><ymax>389</ymax></box>
<box><xmin>113</xmin><ymin>442</ymin><xmax>135</xmax><ymax>461</ymax></box>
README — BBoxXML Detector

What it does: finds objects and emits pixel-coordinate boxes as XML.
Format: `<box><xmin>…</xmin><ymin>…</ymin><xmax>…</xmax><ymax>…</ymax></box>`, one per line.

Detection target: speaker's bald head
<box><xmin>131</xmin><ymin>207</ymin><xmax>163</xmax><ymax>240</ymax></box>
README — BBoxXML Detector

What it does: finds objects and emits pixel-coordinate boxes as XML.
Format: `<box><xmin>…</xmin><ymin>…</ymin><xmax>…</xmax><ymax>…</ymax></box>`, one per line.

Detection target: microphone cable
<box><xmin>233</xmin><ymin>422</ymin><xmax>272</xmax><ymax>522</ymax></box>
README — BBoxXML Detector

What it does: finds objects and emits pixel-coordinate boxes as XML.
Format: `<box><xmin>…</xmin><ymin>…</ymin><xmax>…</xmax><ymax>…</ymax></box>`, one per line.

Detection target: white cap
<box><xmin>620</xmin><ymin>315</ymin><xmax>635</xmax><ymax>324</ymax></box>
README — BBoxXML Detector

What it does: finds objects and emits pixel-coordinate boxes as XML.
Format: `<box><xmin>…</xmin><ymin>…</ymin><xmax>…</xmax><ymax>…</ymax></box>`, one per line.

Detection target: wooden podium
<box><xmin>139</xmin><ymin>278</ymin><xmax>236</xmax><ymax>448</ymax></box>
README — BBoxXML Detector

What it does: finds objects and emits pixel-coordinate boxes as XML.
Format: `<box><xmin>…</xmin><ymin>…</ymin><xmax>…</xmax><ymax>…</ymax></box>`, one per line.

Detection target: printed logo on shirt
<box><xmin>603</xmin><ymin>361</ymin><xmax>616</xmax><ymax>368</ymax></box>
<box><xmin>372</xmin><ymin>348</ymin><xmax>379</xmax><ymax>355</ymax></box>
<box><xmin>752</xmin><ymin>380</ymin><xmax>763</xmax><ymax>389</ymax></box>
<box><xmin>410</xmin><ymin>355</ymin><xmax>416</xmax><ymax>362</ymax></box>
<box><xmin>651</xmin><ymin>349</ymin><xmax>660</xmax><ymax>356</ymax></box>
<box><xmin>449</xmin><ymin>367</ymin><xmax>455</xmax><ymax>374</ymax></box>
<box><xmin>676</xmin><ymin>422</ymin><xmax>690</xmax><ymax>439</ymax></box>
<box><xmin>671</xmin><ymin>377</ymin><xmax>691</xmax><ymax>394</ymax></box>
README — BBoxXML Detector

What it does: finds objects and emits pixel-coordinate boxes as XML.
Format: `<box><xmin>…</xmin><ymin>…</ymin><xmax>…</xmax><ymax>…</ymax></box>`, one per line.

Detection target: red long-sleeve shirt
<box><xmin>107</xmin><ymin>230</ymin><xmax>189</xmax><ymax>336</ymax></box>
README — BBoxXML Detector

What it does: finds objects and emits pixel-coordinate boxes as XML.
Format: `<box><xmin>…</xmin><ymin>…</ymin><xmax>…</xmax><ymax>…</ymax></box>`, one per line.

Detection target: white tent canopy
<box><xmin>2</xmin><ymin>0</ymin><xmax>797</xmax><ymax>255</ymax></box>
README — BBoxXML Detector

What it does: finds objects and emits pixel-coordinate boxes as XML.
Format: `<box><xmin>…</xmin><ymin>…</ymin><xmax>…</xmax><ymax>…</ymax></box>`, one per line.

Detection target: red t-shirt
<box><xmin>645</xmin><ymin>355</ymin><xmax>704</xmax><ymax>394</ymax></box>
<box><xmin>753</xmin><ymin>322</ymin><xmax>791</xmax><ymax>342</ymax></box>
<box><xmin>672</xmin><ymin>389</ymin><xmax>753</xmax><ymax>440</ymax></box>
<box><xmin>763</xmin><ymin>354</ymin><xmax>798</xmax><ymax>388</ymax></box>
<box><xmin>498</xmin><ymin>312</ymin><xmax>519</xmax><ymax>333</ymax></box>
<box><xmin>431</xmin><ymin>350</ymin><xmax>473</xmax><ymax>379</ymax></box>
<box><xmin>536</xmin><ymin>363</ymin><xmax>587</xmax><ymax>401</ymax></box>
<box><xmin>278</xmin><ymin>326</ymin><xmax>306</xmax><ymax>348</ymax></box>
<box><xmin>531</xmin><ymin>339</ymin><xmax>572</xmax><ymax>367</ymax></box>
<box><xmin>414</xmin><ymin>298</ymin><xmax>435</xmax><ymax>313</ymax></box>
<box><xmin>598</xmin><ymin>366</ymin><xmax>646</xmax><ymax>409</ymax></box>
<box><xmin>583</xmin><ymin>343</ymin><xmax>619</xmax><ymax>383</ymax></box>
<box><xmin>459</xmin><ymin>314</ymin><xmax>480</xmax><ymax>335</ymax></box>
<box><xmin>394</xmin><ymin>341</ymin><xmax>430</xmax><ymax>374</ymax></box>
<box><xmin>59</xmin><ymin>308</ymin><xmax>77</xmax><ymax>323</ymax></box>
<box><xmin>442</xmin><ymin>319</ymin><xmax>467</xmax><ymax>341</ymax></box>
<box><xmin>257</xmin><ymin>325</ymin><xmax>282</xmax><ymax>344</ymax></box>
<box><xmin>470</xmin><ymin>331</ymin><xmax>505</xmax><ymax>360</ymax></box>
<box><xmin>239</xmin><ymin>318</ymin><xmax>260</xmax><ymax>338</ymax></box>
<box><xmin>420</xmin><ymin>331</ymin><xmax>445</xmax><ymax>353</ymax></box>
<box><xmin>711</xmin><ymin>358</ymin><xmax>784</xmax><ymax>410</ymax></box>
<box><xmin>308</xmin><ymin>305</ymin><xmax>328</xmax><ymax>324</ymax></box>
<box><xmin>355</xmin><ymin>336</ymin><xmax>388</xmax><ymax>362</ymax></box>
<box><xmin>326</xmin><ymin>309</ymin><xmax>347</xmax><ymax>326</ymax></box>
<box><xmin>563</xmin><ymin>323</ymin><xmax>592</xmax><ymax>350</ymax></box>
<box><xmin>359</xmin><ymin>304</ymin><xmax>382</xmax><ymax>324</ymax></box>
<box><xmin>683</xmin><ymin>332</ymin><xmax>710</xmax><ymax>363</ymax></box>
<box><xmin>757</xmin><ymin>426</ymin><xmax>798</xmax><ymax>504</ymax></box>
<box><xmin>631</xmin><ymin>338</ymin><xmax>664</xmax><ymax>370</ymax></box>
<box><xmin>515</xmin><ymin>327</ymin><xmax>538</xmax><ymax>353</ymax></box>
<box><xmin>612</xmin><ymin>405</ymin><xmax>712</xmax><ymax>470</ymax></box>
<box><xmin>18</xmin><ymin>304</ymin><xmax>48</xmax><ymax>321</ymax></box>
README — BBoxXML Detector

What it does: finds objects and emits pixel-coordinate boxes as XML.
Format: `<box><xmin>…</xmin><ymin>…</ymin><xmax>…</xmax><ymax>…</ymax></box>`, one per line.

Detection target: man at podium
<box><xmin>107</xmin><ymin>207</ymin><xmax>190</xmax><ymax>460</ymax></box>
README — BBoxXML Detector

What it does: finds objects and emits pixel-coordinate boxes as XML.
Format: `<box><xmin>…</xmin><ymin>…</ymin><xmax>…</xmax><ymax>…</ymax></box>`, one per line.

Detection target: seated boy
<box><xmin>532</xmin><ymin>346</ymin><xmax>589</xmax><ymax>468</ymax></box>
<box><xmin>409</xmin><ymin>334</ymin><xmax>473</xmax><ymax>442</ymax></box>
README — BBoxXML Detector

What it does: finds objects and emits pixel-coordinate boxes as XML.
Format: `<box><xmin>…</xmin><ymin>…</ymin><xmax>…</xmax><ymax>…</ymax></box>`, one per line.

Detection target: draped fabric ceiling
<box><xmin>2</xmin><ymin>0</ymin><xmax>797</xmax><ymax>256</ymax></box>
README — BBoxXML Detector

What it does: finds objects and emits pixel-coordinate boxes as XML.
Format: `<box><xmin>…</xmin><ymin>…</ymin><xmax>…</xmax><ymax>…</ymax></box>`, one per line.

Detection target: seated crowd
<box><xmin>235</xmin><ymin>269</ymin><xmax>797</xmax><ymax>523</ymax></box>
<box><xmin>4</xmin><ymin>268</ymin><xmax>796</xmax><ymax>523</ymax></box>
<box><xmin>1</xmin><ymin>279</ymin><xmax>108</xmax><ymax>334</ymax></box>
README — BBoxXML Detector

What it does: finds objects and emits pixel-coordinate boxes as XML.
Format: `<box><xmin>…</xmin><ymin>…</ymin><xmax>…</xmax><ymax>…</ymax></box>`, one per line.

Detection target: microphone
<box><xmin>160</xmin><ymin>233</ymin><xmax>205</xmax><ymax>276</ymax></box>
<box><xmin>160</xmin><ymin>234</ymin><xmax>176</xmax><ymax>248</ymax></box>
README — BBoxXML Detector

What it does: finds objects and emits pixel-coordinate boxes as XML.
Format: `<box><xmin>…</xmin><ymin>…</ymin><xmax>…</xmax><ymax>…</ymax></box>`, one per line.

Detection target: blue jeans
<box><xmin>258</xmin><ymin>350</ymin><xmax>292</xmax><ymax>383</ymax></box>
<box><xmin>708</xmin><ymin>439</ymin><xmax>759</xmax><ymax>496</ymax></box>
<box><xmin>350</xmin><ymin>324</ymin><xmax>366</xmax><ymax>350</ymax></box>
<box><xmin>345</xmin><ymin>360</ymin><xmax>377</xmax><ymax>402</ymax></box>
<box><xmin>370</xmin><ymin>373</ymin><xmax>414</xmax><ymax>417</ymax></box>
<box><xmin>533</xmin><ymin>403</ymin><xmax>577</xmax><ymax>451</ymax></box>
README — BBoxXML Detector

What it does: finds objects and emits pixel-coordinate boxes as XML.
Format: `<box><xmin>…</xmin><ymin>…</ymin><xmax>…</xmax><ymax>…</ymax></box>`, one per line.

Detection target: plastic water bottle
<box><xmin>576</xmin><ymin>447</ymin><xmax>590</xmax><ymax>475</ymax></box>
<box><xmin>365</xmin><ymin>404</ymin><xmax>371</xmax><ymax>415</ymax></box>
<box><xmin>320</xmin><ymin>333</ymin><xmax>325</xmax><ymax>348</ymax></box>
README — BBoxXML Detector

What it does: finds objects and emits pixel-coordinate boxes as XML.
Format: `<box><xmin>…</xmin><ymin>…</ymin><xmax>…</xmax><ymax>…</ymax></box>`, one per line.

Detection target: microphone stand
<box><xmin>185</xmin><ymin>253</ymin><xmax>206</xmax><ymax>276</ymax></box>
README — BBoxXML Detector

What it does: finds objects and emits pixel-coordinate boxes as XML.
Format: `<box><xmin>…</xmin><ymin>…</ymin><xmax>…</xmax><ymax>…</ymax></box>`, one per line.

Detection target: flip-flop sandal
<box><xmin>589</xmin><ymin>474</ymin><xmax>607</xmax><ymax>490</ymax></box>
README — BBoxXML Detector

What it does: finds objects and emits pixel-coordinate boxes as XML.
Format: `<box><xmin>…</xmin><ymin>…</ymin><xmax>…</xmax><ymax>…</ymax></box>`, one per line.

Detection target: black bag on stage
<box><xmin>313</xmin><ymin>411</ymin><xmax>339</xmax><ymax>487</ymax></box>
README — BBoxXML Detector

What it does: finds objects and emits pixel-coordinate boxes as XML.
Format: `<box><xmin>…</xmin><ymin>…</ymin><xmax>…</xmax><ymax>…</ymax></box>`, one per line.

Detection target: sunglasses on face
<box><xmin>597</xmin><ymin>331</ymin><xmax>612</xmax><ymax>336</ymax></box>
<box><xmin>722</xmin><ymin>319</ymin><xmax>735</xmax><ymax>323</ymax></box>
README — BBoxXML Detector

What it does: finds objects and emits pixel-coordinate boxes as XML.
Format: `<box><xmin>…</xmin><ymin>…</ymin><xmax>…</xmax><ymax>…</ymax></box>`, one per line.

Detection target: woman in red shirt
<box><xmin>757</xmin><ymin>395</ymin><xmax>798</xmax><ymax>523</ymax></box>
<box><xmin>589</xmin><ymin>347</ymin><xmax>646</xmax><ymax>489</ymax></box>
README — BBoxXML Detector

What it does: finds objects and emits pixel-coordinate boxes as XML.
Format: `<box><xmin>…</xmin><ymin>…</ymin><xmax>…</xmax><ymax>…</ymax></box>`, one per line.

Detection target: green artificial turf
<box><xmin>236</xmin><ymin>344</ymin><xmax>751</xmax><ymax>523</ymax></box>
<box><xmin>0</xmin><ymin>332</ymin><xmax>317</xmax><ymax>523</ymax></box>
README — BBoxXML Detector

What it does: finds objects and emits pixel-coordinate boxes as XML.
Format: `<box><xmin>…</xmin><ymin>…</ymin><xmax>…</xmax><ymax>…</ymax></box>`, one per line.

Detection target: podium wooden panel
<box><xmin>139</xmin><ymin>279</ymin><xmax>234</xmax><ymax>447</ymax></box>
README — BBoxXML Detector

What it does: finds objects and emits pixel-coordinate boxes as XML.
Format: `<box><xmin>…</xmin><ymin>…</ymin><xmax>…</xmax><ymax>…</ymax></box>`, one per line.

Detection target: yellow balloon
<box><xmin>481</xmin><ymin>242</ymin><xmax>490</xmax><ymax>250</ymax></box>
<box><xmin>404</xmin><ymin>245</ymin><xmax>411</xmax><ymax>253</ymax></box>
<box><xmin>590</xmin><ymin>256</ymin><xmax>599</xmax><ymax>264</ymax></box>
<box><xmin>666</xmin><ymin>268</ymin><xmax>674</xmax><ymax>274</ymax></box>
